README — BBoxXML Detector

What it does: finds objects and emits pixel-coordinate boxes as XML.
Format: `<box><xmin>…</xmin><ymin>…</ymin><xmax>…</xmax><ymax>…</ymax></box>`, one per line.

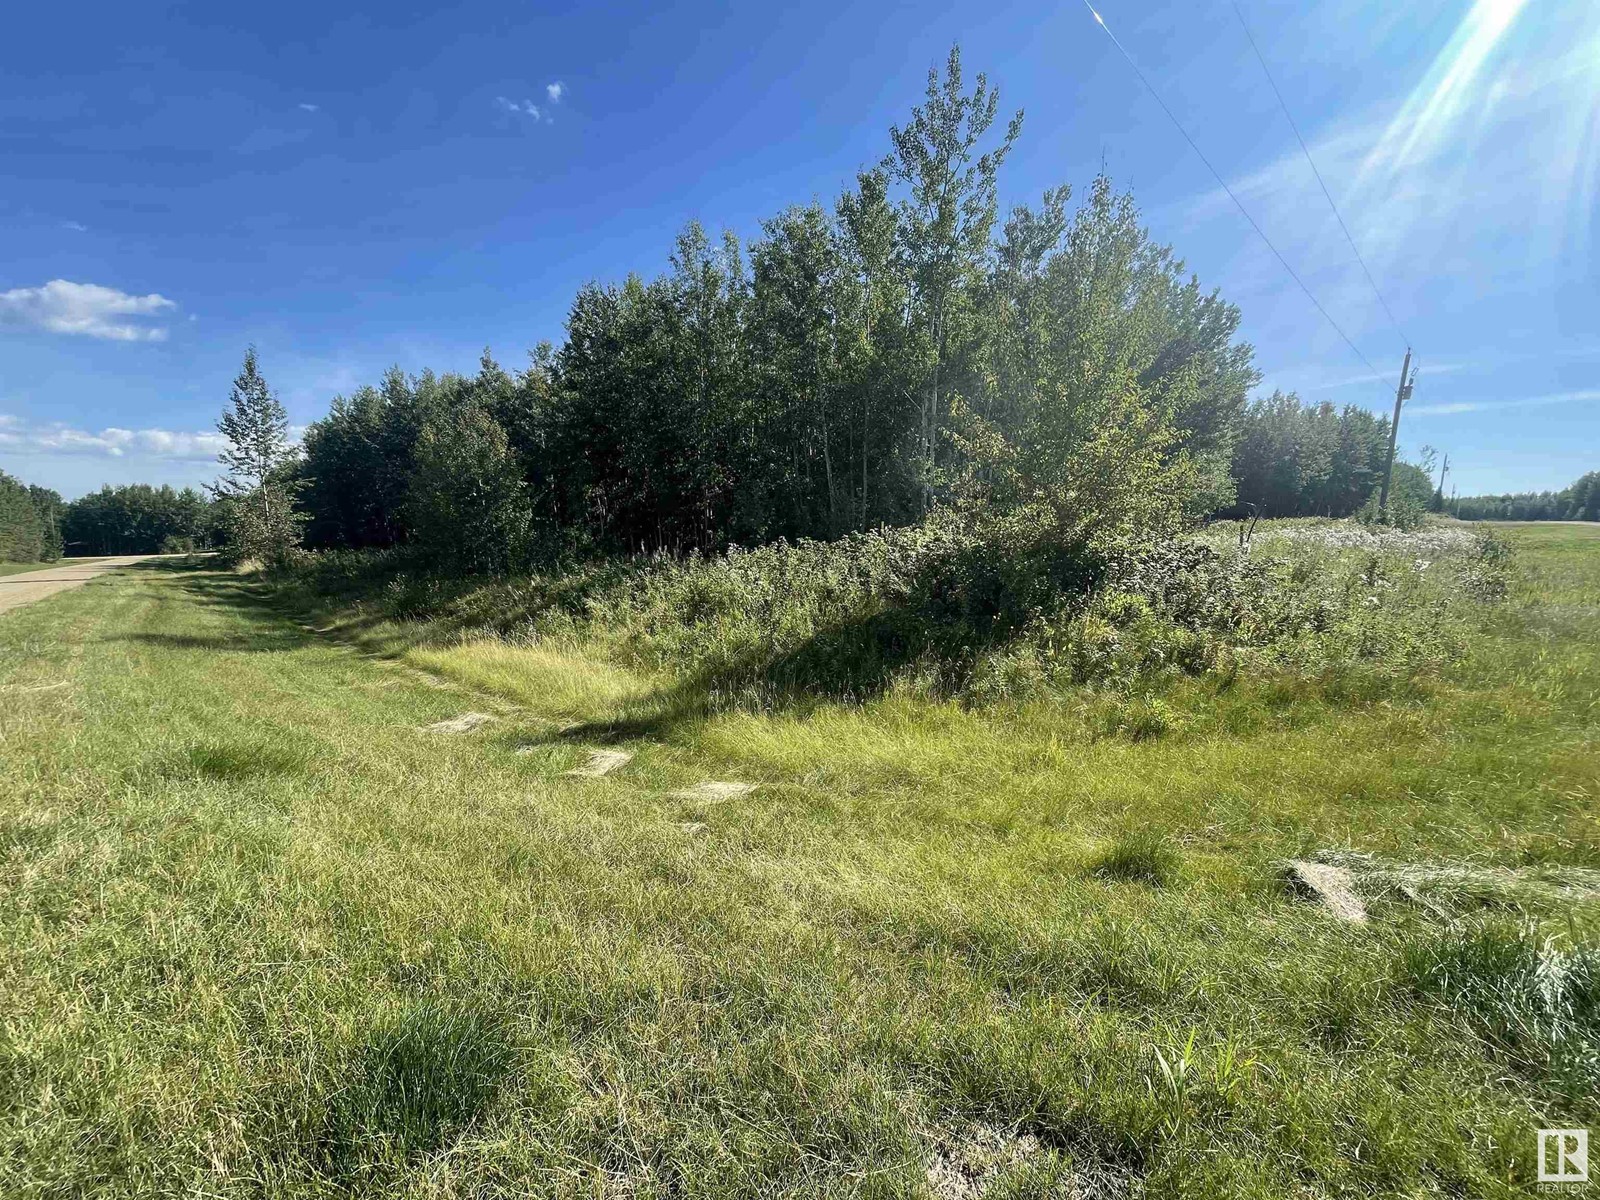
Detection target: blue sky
<box><xmin>2</xmin><ymin>0</ymin><xmax>1595</xmax><ymax>499</ymax></box>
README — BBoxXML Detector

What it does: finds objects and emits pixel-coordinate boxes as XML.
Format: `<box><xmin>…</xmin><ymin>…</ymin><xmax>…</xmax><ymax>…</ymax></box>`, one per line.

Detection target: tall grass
<box><xmin>1407</xmin><ymin>920</ymin><xmax>1600</xmax><ymax>1109</ymax></box>
<box><xmin>275</xmin><ymin>517</ymin><xmax>1515</xmax><ymax>715</ymax></box>
<box><xmin>0</xmin><ymin>524</ymin><xmax>1589</xmax><ymax>1196</ymax></box>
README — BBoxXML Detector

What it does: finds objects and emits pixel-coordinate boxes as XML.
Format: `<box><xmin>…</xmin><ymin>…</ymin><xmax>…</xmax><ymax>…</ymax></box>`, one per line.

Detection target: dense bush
<box><xmin>262</xmin><ymin>49</ymin><xmax>1467</xmax><ymax>681</ymax></box>
<box><xmin>955</xmin><ymin>522</ymin><xmax>1505</xmax><ymax>703</ymax></box>
<box><xmin>233</xmin><ymin>48</ymin><xmax>1512</xmax><ymax>714</ymax></box>
<box><xmin>279</xmin><ymin>515</ymin><xmax>1511</xmax><ymax>714</ymax></box>
<box><xmin>405</xmin><ymin>401</ymin><xmax>534</xmax><ymax>573</ymax></box>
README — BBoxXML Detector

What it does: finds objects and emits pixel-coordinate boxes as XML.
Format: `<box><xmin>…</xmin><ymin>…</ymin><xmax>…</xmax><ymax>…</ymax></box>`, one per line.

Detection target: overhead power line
<box><xmin>1077</xmin><ymin>0</ymin><xmax>1382</xmax><ymax>380</ymax></box>
<box><xmin>1229</xmin><ymin>0</ymin><xmax>1409</xmax><ymax>347</ymax></box>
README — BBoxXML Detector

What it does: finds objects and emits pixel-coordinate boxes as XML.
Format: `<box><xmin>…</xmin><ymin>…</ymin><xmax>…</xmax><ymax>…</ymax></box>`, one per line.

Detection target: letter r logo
<box><xmin>1539</xmin><ymin>1128</ymin><xmax>1589</xmax><ymax>1182</ymax></box>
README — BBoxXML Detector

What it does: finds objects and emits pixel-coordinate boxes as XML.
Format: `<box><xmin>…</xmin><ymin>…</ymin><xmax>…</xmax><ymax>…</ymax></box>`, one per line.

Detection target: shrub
<box><xmin>213</xmin><ymin>481</ymin><xmax>306</xmax><ymax>571</ymax></box>
<box><xmin>1457</xmin><ymin>526</ymin><xmax>1514</xmax><ymax>601</ymax></box>
<box><xmin>1356</xmin><ymin>490</ymin><xmax>1426</xmax><ymax>532</ymax></box>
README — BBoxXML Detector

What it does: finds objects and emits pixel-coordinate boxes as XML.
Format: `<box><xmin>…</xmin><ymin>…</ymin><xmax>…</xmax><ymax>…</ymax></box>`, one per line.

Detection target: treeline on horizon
<box><xmin>0</xmin><ymin>475</ymin><xmax>217</xmax><ymax>564</ymax></box>
<box><xmin>4</xmin><ymin>51</ymin><xmax>1589</xmax><ymax>570</ymax></box>
<box><xmin>12</xmin><ymin>455</ymin><xmax>1590</xmax><ymax>569</ymax></box>
<box><xmin>1452</xmin><ymin>472</ymin><xmax>1600</xmax><ymax>523</ymax></box>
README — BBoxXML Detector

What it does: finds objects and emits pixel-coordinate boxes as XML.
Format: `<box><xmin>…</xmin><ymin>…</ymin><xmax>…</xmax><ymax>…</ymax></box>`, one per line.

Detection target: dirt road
<box><xmin>0</xmin><ymin>556</ymin><xmax>175</xmax><ymax>616</ymax></box>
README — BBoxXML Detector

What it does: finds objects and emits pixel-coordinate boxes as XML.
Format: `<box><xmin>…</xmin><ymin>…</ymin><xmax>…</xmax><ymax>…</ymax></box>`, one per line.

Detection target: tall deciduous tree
<box><xmin>748</xmin><ymin>204</ymin><xmax>849</xmax><ymax>536</ymax></box>
<box><xmin>885</xmin><ymin>45</ymin><xmax>1021</xmax><ymax>510</ymax></box>
<box><xmin>836</xmin><ymin>168</ymin><xmax>919</xmax><ymax>528</ymax></box>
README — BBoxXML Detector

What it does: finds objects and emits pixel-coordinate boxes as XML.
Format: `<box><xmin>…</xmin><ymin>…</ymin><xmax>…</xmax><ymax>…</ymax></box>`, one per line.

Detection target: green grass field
<box><xmin>1</xmin><ymin>524</ymin><xmax>1597</xmax><ymax>1197</ymax></box>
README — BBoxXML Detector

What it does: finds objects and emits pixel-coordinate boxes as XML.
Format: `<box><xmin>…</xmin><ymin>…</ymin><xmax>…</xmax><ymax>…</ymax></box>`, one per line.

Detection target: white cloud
<box><xmin>1408</xmin><ymin>389</ymin><xmax>1600</xmax><ymax>417</ymax></box>
<box><xmin>298</xmin><ymin>102</ymin><xmax>320</xmax><ymax>113</ymax></box>
<box><xmin>60</xmin><ymin>220</ymin><xmax>88</xmax><ymax>232</ymax></box>
<box><xmin>496</xmin><ymin>95</ymin><xmax>542</xmax><ymax>120</ymax></box>
<box><xmin>0</xmin><ymin>417</ymin><xmax>228</xmax><ymax>461</ymax></box>
<box><xmin>545</xmin><ymin>81</ymin><xmax>564</xmax><ymax>103</ymax></box>
<box><xmin>0</xmin><ymin>280</ymin><xmax>176</xmax><ymax>342</ymax></box>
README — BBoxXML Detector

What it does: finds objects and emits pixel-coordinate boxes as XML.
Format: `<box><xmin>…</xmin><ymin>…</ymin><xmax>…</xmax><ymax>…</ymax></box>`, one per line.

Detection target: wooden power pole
<box><xmin>1379</xmin><ymin>348</ymin><xmax>1416</xmax><ymax>511</ymax></box>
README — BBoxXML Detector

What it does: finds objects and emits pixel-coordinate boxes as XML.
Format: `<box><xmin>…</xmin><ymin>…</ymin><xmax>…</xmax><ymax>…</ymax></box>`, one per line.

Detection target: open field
<box><xmin>1</xmin><ymin>524</ymin><xmax>1597</xmax><ymax>1197</ymax></box>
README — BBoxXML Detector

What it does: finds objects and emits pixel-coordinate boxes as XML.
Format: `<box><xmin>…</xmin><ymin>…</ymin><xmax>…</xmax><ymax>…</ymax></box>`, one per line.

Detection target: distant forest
<box><xmin>0</xmin><ymin>476</ymin><xmax>215</xmax><ymax>564</ymax></box>
<box><xmin>1453</xmin><ymin>472</ymin><xmax>1600</xmax><ymax>523</ymax></box>
<box><xmin>4</xmin><ymin>50</ymin><xmax>1583</xmax><ymax>571</ymax></box>
<box><xmin>61</xmin><ymin>485</ymin><xmax>216</xmax><ymax>555</ymax></box>
<box><xmin>0</xmin><ymin>472</ymin><xmax>62</xmax><ymax>563</ymax></box>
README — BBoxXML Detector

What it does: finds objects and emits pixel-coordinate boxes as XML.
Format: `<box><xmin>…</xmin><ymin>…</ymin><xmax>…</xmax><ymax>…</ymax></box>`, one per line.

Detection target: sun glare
<box><xmin>1377</xmin><ymin>0</ymin><xmax>1531</xmax><ymax>171</ymax></box>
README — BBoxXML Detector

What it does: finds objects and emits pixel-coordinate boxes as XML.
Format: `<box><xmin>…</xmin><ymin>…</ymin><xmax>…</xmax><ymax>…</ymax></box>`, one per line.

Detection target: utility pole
<box><xmin>1379</xmin><ymin>347</ymin><xmax>1416</xmax><ymax>512</ymax></box>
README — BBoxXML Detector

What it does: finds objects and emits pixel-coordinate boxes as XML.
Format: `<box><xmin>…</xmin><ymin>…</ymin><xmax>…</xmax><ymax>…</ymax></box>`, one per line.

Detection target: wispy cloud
<box><xmin>0</xmin><ymin>417</ymin><xmax>227</xmax><ymax>461</ymax></box>
<box><xmin>1408</xmin><ymin>389</ymin><xmax>1600</xmax><ymax>417</ymax></box>
<box><xmin>298</xmin><ymin>102</ymin><xmax>320</xmax><ymax>113</ymax></box>
<box><xmin>496</xmin><ymin>95</ymin><xmax>542</xmax><ymax>121</ymax></box>
<box><xmin>0</xmin><ymin>280</ymin><xmax>176</xmax><ymax>342</ymax></box>
<box><xmin>498</xmin><ymin>85</ymin><xmax>563</xmax><ymax>123</ymax></box>
<box><xmin>1265</xmin><ymin>359</ymin><xmax>1471</xmax><ymax>396</ymax></box>
<box><xmin>60</xmin><ymin>220</ymin><xmax>88</xmax><ymax>233</ymax></box>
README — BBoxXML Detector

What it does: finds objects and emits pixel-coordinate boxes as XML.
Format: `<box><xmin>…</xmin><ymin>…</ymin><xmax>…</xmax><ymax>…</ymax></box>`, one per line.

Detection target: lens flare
<box><xmin>1341</xmin><ymin>0</ymin><xmax>1600</xmax><ymax>276</ymax></box>
<box><xmin>1361</xmin><ymin>0</ymin><xmax>1531</xmax><ymax>179</ymax></box>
